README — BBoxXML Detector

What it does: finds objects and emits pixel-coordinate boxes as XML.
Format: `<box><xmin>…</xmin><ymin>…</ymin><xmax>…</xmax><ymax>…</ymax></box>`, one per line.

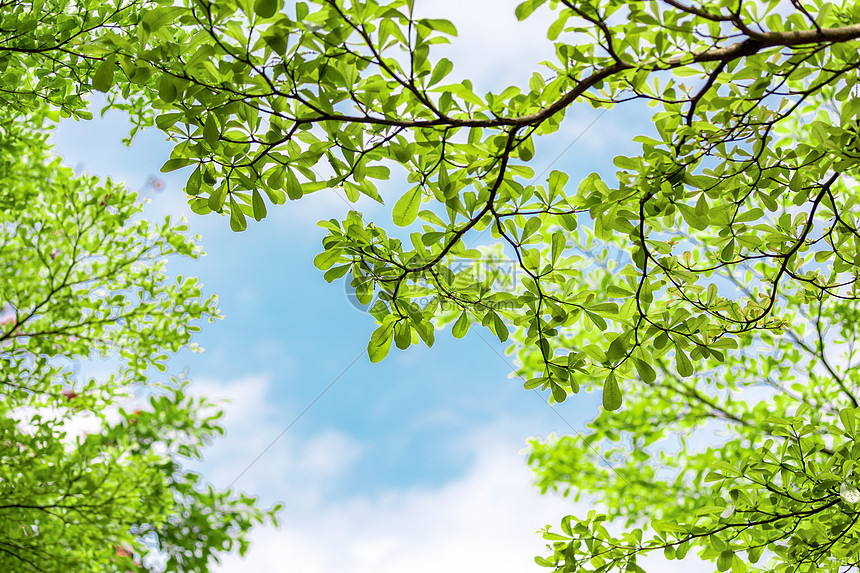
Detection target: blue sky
<box><xmin>50</xmin><ymin>2</ymin><xmax>702</xmax><ymax>571</ymax></box>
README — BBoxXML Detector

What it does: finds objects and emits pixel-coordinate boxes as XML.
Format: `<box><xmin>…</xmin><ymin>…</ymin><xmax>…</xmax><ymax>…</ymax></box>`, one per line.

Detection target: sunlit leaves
<box><xmin>251</xmin><ymin>189</ymin><xmax>267</xmax><ymax>221</ymax></box>
<box><xmin>8</xmin><ymin>1</ymin><xmax>860</xmax><ymax>571</ymax></box>
<box><xmin>416</xmin><ymin>18</ymin><xmax>458</xmax><ymax>37</ymax></box>
<box><xmin>392</xmin><ymin>186</ymin><xmax>421</xmax><ymax>227</ymax></box>
<box><xmin>428</xmin><ymin>57</ymin><xmax>454</xmax><ymax>86</ymax></box>
<box><xmin>0</xmin><ymin>117</ymin><xmax>274</xmax><ymax>572</ymax></box>
<box><xmin>203</xmin><ymin>114</ymin><xmax>219</xmax><ymax>148</ymax></box>
<box><xmin>515</xmin><ymin>0</ymin><xmax>548</xmax><ymax>21</ymax></box>
<box><xmin>368</xmin><ymin>324</ymin><xmax>394</xmax><ymax>362</ymax></box>
<box><xmin>480</xmin><ymin>310</ymin><xmax>509</xmax><ymax>343</ymax></box>
<box><xmin>452</xmin><ymin>311</ymin><xmax>470</xmax><ymax>338</ymax></box>
<box><xmin>285</xmin><ymin>169</ymin><xmax>303</xmax><ymax>201</ymax></box>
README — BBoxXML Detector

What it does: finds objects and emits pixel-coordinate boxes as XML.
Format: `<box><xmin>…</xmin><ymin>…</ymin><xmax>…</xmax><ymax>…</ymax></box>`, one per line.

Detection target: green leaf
<box><xmin>551</xmin><ymin>231</ymin><xmax>565</xmax><ymax>264</ymax></box>
<box><xmin>485</xmin><ymin>311</ymin><xmax>508</xmax><ymax>342</ymax></box>
<box><xmin>721</xmin><ymin>240</ymin><xmax>735</xmax><ymax>261</ymax></box>
<box><xmin>263</xmin><ymin>30</ymin><xmax>288</xmax><ymax>54</ymax></box>
<box><xmin>161</xmin><ymin>158</ymin><xmax>195</xmax><ymax>173</ymax></box>
<box><xmin>547</xmin><ymin>12</ymin><xmax>570</xmax><ymax>41</ymax></box>
<box><xmin>758</xmin><ymin>190</ymin><xmax>778</xmax><ymax>212</ymax></box>
<box><xmin>748</xmin><ymin>545</ymin><xmax>764</xmax><ymax>564</ymax></box>
<box><xmin>429</xmin><ymin>58</ymin><xmax>453</xmax><ymax>86</ymax></box>
<box><xmin>679</xmin><ymin>203</ymin><xmax>708</xmax><ymax>230</ymax></box>
<box><xmin>368</xmin><ymin>325</ymin><xmax>393</xmax><ymax>363</ymax></box>
<box><xmin>452</xmin><ymin>311</ymin><xmax>470</xmax><ymax>338</ymax></box>
<box><xmin>158</xmin><ymin>74</ymin><xmax>178</xmax><ymax>103</ymax></box>
<box><xmin>717</xmin><ymin>549</ymin><xmax>733</xmax><ymax>572</ymax></box>
<box><xmin>229</xmin><ymin>197</ymin><xmax>247</xmax><ymax>232</ymax></box>
<box><xmin>323</xmin><ymin>264</ymin><xmax>350</xmax><ymax>282</ymax></box>
<box><xmin>418</xmin><ymin>18</ymin><xmax>457</xmax><ymax>36</ymax></box>
<box><xmin>392</xmin><ymin>186</ymin><xmax>421</xmax><ymax>226</ymax></box>
<box><xmin>203</xmin><ymin>115</ymin><xmax>219</xmax><ymax>148</ymax></box>
<box><xmin>393</xmin><ymin>322</ymin><xmax>411</xmax><ymax>350</ymax></box>
<box><xmin>548</xmin><ymin>170</ymin><xmax>568</xmax><ymax>197</ymax></box>
<box><xmin>264</xmin><ymin>168</ymin><xmax>287</xmax><ymax>204</ymax></box>
<box><xmin>518</xmin><ymin>138</ymin><xmax>534</xmax><ymax>161</ymax></box>
<box><xmin>633</xmin><ymin>358</ymin><xmax>656</xmax><ymax>383</ymax></box>
<box><xmin>412</xmin><ymin>320</ymin><xmax>436</xmax><ymax>348</ymax></box>
<box><xmin>494</xmin><ymin>313</ymin><xmax>509</xmax><ymax>342</ymax></box>
<box><xmin>208</xmin><ymin>185</ymin><xmax>227</xmax><ymax>211</ymax></box>
<box><xmin>251</xmin><ymin>190</ymin><xmax>267</xmax><ymax>221</ymax></box>
<box><xmin>92</xmin><ymin>57</ymin><xmax>116</xmax><ymax>93</ymax></box>
<box><xmin>735</xmin><ymin>208</ymin><xmax>764</xmax><ymax>223</ymax></box>
<box><xmin>285</xmin><ymin>169</ymin><xmax>302</xmax><ymax>200</ymax></box>
<box><xmin>839</xmin><ymin>408</ymin><xmax>856</xmax><ymax>435</ymax></box>
<box><xmin>515</xmin><ymin>0</ymin><xmax>547</xmax><ymax>20</ymax></box>
<box><xmin>156</xmin><ymin>112</ymin><xmax>184</xmax><ymax>130</ymax></box>
<box><xmin>607</xmin><ymin>334</ymin><xmax>627</xmax><ymax>361</ymax></box>
<box><xmin>694</xmin><ymin>193</ymin><xmax>709</xmax><ymax>217</ymax></box>
<box><xmin>142</xmin><ymin>6</ymin><xmax>184</xmax><ymax>32</ymax></box>
<box><xmin>602</xmin><ymin>372</ymin><xmax>622</xmax><ymax>410</ymax></box>
<box><xmin>253</xmin><ymin>0</ymin><xmax>278</xmax><ymax>18</ymax></box>
<box><xmin>186</xmin><ymin>166</ymin><xmax>202</xmax><ymax>196</ymax></box>
<box><xmin>313</xmin><ymin>249</ymin><xmax>341</xmax><ymax>271</ymax></box>
<box><xmin>675</xmin><ymin>347</ymin><xmax>693</xmax><ymax>377</ymax></box>
<box><xmin>522</xmin><ymin>248</ymin><xmax>541</xmax><ymax>271</ymax></box>
<box><xmin>663</xmin><ymin>546</ymin><xmax>676</xmax><ymax>560</ymax></box>
<box><xmin>584</xmin><ymin>310</ymin><xmax>607</xmax><ymax>331</ymax></box>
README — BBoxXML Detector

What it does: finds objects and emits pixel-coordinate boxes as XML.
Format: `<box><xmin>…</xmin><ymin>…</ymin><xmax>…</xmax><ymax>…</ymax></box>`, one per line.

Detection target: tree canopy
<box><xmin>5</xmin><ymin>0</ymin><xmax>860</xmax><ymax>571</ymax></box>
<box><xmin>0</xmin><ymin>105</ymin><xmax>276</xmax><ymax>571</ymax></box>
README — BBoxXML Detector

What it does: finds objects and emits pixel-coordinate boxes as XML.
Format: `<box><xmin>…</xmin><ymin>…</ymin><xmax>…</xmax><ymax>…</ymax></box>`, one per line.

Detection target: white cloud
<box><xmin>192</xmin><ymin>375</ymin><xmax>712</xmax><ymax>573</ymax></box>
<box><xmin>212</xmin><ymin>427</ymin><xmax>580</xmax><ymax>573</ymax></box>
<box><xmin>189</xmin><ymin>375</ymin><xmax>365</xmax><ymax>508</ymax></box>
<box><xmin>413</xmin><ymin>0</ymin><xmax>559</xmax><ymax>95</ymax></box>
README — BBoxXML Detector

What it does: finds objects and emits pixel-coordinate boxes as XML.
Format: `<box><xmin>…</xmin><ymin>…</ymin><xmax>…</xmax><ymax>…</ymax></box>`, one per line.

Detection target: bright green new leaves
<box><xmin>428</xmin><ymin>57</ymin><xmax>454</xmax><ymax>86</ymax></box>
<box><xmin>717</xmin><ymin>550</ymin><xmax>734</xmax><ymax>573</ymax></box>
<box><xmin>530</xmin><ymin>307</ymin><xmax>860</xmax><ymax>572</ymax></box>
<box><xmin>0</xmin><ymin>138</ymin><xmax>215</xmax><ymax>374</ymax></box>
<box><xmin>8</xmin><ymin>2</ymin><xmax>860</xmax><ymax>571</ymax></box>
<box><xmin>0</xmin><ymin>117</ymin><xmax>276</xmax><ymax>572</ymax></box>
<box><xmin>368</xmin><ymin>324</ymin><xmax>393</xmax><ymax>363</ymax></box>
<box><xmin>485</xmin><ymin>310</ymin><xmax>509</xmax><ymax>343</ymax></box>
<box><xmin>452</xmin><ymin>311</ymin><xmax>470</xmax><ymax>339</ymax></box>
<box><xmin>53</xmin><ymin>0</ymin><xmax>856</xmax><ymax>397</ymax></box>
<box><xmin>417</xmin><ymin>18</ymin><xmax>458</xmax><ymax>37</ymax></box>
<box><xmin>515</xmin><ymin>0</ymin><xmax>547</xmax><ymax>21</ymax></box>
